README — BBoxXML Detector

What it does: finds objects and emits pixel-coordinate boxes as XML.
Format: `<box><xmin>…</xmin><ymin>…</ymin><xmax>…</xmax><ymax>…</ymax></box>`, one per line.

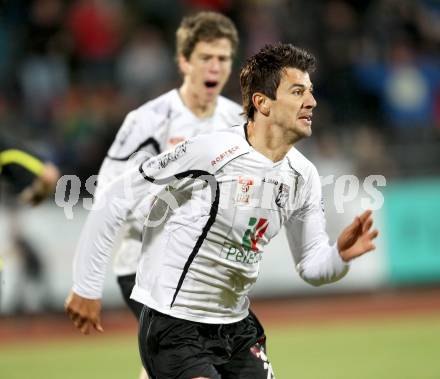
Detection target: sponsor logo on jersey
<box><xmin>220</xmin><ymin>217</ymin><xmax>269</xmax><ymax>264</ymax></box>
<box><xmin>221</xmin><ymin>245</ymin><xmax>264</xmax><ymax>264</ymax></box>
<box><xmin>236</xmin><ymin>176</ymin><xmax>254</xmax><ymax>204</ymax></box>
<box><xmin>145</xmin><ymin>141</ymin><xmax>188</xmax><ymax>170</ymax></box>
<box><xmin>275</xmin><ymin>183</ymin><xmax>290</xmax><ymax>208</ymax></box>
<box><xmin>211</xmin><ymin>145</ymin><xmax>239</xmax><ymax>167</ymax></box>
<box><xmin>262</xmin><ymin>177</ymin><xmax>279</xmax><ymax>186</ymax></box>
<box><xmin>242</xmin><ymin>217</ymin><xmax>268</xmax><ymax>252</ymax></box>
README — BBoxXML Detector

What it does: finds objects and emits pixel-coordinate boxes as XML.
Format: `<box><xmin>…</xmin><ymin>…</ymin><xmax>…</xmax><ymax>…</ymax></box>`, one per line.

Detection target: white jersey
<box><xmin>96</xmin><ymin>89</ymin><xmax>243</xmax><ymax>275</ymax></box>
<box><xmin>73</xmin><ymin>127</ymin><xmax>349</xmax><ymax>324</ymax></box>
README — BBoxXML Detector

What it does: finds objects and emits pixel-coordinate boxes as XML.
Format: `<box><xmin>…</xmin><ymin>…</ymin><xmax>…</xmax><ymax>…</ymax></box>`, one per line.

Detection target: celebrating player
<box><xmin>66</xmin><ymin>43</ymin><xmax>379</xmax><ymax>378</ymax></box>
<box><xmin>65</xmin><ymin>11</ymin><xmax>244</xmax><ymax>379</ymax></box>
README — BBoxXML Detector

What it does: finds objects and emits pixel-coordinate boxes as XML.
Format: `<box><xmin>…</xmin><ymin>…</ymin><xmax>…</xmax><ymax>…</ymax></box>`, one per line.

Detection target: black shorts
<box><xmin>138</xmin><ymin>306</ymin><xmax>275</xmax><ymax>379</ymax></box>
<box><xmin>116</xmin><ymin>274</ymin><xmax>143</xmax><ymax>320</ymax></box>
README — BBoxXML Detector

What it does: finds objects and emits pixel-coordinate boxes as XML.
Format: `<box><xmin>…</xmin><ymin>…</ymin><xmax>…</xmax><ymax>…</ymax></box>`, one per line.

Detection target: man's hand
<box><xmin>337</xmin><ymin>210</ymin><xmax>379</xmax><ymax>262</ymax></box>
<box><xmin>20</xmin><ymin>162</ymin><xmax>60</xmax><ymax>206</ymax></box>
<box><xmin>64</xmin><ymin>291</ymin><xmax>104</xmax><ymax>335</ymax></box>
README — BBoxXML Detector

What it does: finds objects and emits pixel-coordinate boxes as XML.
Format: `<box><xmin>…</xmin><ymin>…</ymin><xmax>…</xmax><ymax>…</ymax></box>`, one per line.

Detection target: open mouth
<box><xmin>298</xmin><ymin>115</ymin><xmax>312</xmax><ymax>123</ymax></box>
<box><xmin>204</xmin><ymin>80</ymin><xmax>218</xmax><ymax>88</ymax></box>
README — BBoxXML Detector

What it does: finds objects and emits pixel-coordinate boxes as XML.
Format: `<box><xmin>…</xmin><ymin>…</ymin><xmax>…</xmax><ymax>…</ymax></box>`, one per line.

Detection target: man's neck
<box><xmin>179</xmin><ymin>84</ymin><xmax>216</xmax><ymax>118</ymax></box>
<box><xmin>246</xmin><ymin>121</ymin><xmax>294</xmax><ymax>163</ymax></box>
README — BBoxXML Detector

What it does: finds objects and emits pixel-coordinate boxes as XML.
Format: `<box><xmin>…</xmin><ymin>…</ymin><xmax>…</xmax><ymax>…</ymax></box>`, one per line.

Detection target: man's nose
<box><xmin>208</xmin><ymin>58</ymin><xmax>221</xmax><ymax>72</ymax></box>
<box><xmin>304</xmin><ymin>93</ymin><xmax>317</xmax><ymax>109</ymax></box>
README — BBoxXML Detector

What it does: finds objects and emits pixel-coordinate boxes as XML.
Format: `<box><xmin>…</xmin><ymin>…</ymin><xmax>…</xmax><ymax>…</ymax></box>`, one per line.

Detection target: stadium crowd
<box><xmin>1</xmin><ymin>0</ymin><xmax>440</xmax><ymax>186</ymax></box>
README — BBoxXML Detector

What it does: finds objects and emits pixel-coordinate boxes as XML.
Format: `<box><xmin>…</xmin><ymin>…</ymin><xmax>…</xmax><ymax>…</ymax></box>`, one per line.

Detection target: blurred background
<box><xmin>1</xmin><ymin>1</ymin><xmax>440</xmax><ymax>378</ymax></box>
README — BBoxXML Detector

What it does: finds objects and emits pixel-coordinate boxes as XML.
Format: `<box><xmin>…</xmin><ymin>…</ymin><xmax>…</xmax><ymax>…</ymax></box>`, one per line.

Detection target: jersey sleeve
<box><xmin>96</xmin><ymin>108</ymin><xmax>162</xmax><ymax>195</ymax></box>
<box><xmin>106</xmin><ymin>108</ymin><xmax>161</xmax><ymax>161</ymax></box>
<box><xmin>217</xmin><ymin>98</ymin><xmax>245</xmax><ymax>129</ymax></box>
<box><xmin>284</xmin><ymin>165</ymin><xmax>349</xmax><ymax>286</ymax></box>
<box><xmin>72</xmin><ymin>137</ymin><xmax>218</xmax><ymax>299</ymax></box>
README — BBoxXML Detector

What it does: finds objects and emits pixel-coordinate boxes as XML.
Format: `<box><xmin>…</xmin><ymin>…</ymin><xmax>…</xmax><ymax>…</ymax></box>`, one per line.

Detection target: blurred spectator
<box><xmin>0</xmin><ymin>211</ymin><xmax>53</xmax><ymax>315</ymax></box>
<box><xmin>415</xmin><ymin>0</ymin><xmax>440</xmax><ymax>45</ymax></box>
<box><xmin>53</xmin><ymin>83</ymin><xmax>123</xmax><ymax>182</ymax></box>
<box><xmin>354</xmin><ymin>37</ymin><xmax>440</xmax><ymax>132</ymax></box>
<box><xmin>19</xmin><ymin>0</ymin><xmax>69</xmax><ymax>130</ymax></box>
<box><xmin>240</xmin><ymin>1</ymin><xmax>283</xmax><ymax>56</ymax></box>
<box><xmin>184</xmin><ymin>0</ymin><xmax>233</xmax><ymax>12</ymax></box>
<box><xmin>318</xmin><ymin>0</ymin><xmax>366</xmax><ymax>124</ymax></box>
<box><xmin>0</xmin><ymin>1</ymin><xmax>28</xmax><ymax>92</ymax></box>
<box><xmin>312</xmin><ymin>131</ymin><xmax>356</xmax><ymax>179</ymax></box>
<box><xmin>19</xmin><ymin>55</ymin><xmax>69</xmax><ymax>129</ymax></box>
<box><xmin>0</xmin><ymin>21</ymin><xmax>16</xmax><ymax>90</ymax></box>
<box><xmin>350</xmin><ymin>126</ymin><xmax>396</xmax><ymax>179</ymax></box>
<box><xmin>1</xmin><ymin>0</ymin><xmax>440</xmax><ymax>182</ymax></box>
<box><xmin>67</xmin><ymin>0</ymin><xmax>124</xmax><ymax>84</ymax></box>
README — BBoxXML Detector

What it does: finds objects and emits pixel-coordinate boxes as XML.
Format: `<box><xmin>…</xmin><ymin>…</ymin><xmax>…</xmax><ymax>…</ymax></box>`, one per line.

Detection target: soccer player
<box><xmin>66</xmin><ymin>11</ymin><xmax>240</xmax><ymax>318</ymax></box>
<box><xmin>0</xmin><ymin>137</ymin><xmax>60</xmax><ymax>206</ymax></box>
<box><xmin>66</xmin><ymin>43</ymin><xmax>379</xmax><ymax>378</ymax></box>
<box><xmin>65</xmin><ymin>11</ymin><xmax>243</xmax><ymax>379</ymax></box>
<box><xmin>0</xmin><ymin>137</ymin><xmax>60</xmax><ymax>308</ymax></box>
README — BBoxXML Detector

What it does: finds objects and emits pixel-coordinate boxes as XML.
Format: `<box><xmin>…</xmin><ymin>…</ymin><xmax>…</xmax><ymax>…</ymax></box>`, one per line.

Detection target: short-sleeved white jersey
<box><xmin>73</xmin><ymin>127</ymin><xmax>349</xmax><ymax>324</ymax></box>
<box><xmin>96</xmin><ymin>89</ymin><xmax>244</xmax><ymax>275</ymax></box>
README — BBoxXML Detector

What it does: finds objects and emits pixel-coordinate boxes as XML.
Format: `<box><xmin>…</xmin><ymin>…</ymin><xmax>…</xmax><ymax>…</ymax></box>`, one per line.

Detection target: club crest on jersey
<box><xmin>236</xmin><ymin>176</ymin><xmax>255</xmax><ymax>204</ymax></box>
<box><xmin>275</xmin><ymin>183</ymin><xmax>290</xmax><ymax>208</ymax></box>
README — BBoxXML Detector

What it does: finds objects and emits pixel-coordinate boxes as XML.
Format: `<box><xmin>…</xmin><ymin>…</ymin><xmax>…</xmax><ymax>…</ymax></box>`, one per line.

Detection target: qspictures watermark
<box><xmin>320</xmin><ymin>174</ymin><xmax>386</xmax><ymax>213</ymax></box>
<box><xmin>54</xmin><ymin>171</ymin><xmax>386</xmax><ymax>221</ymax></box>
<box><xmin>55</xmin><ymin>174</ymin><xmax>99</xmax><ymax>219</ymax></box>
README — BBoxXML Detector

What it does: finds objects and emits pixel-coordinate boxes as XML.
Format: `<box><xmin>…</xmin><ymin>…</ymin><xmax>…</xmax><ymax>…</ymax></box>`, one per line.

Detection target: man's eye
<box><xmin>292</xmin><ymin>90</ymin><xmax>303</xmax><ymax>96</ymax></box>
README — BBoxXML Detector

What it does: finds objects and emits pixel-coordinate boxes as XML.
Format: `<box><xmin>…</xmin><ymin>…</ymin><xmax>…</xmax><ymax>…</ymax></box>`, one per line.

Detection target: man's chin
<box><xmin>299</xmin><ymin>125</ymin><xmax>312</xmax><ymax>138</ymax></box>
<box><xmin>202</xmin><ymin>89</ymin><xmax>220</xmax><ymax>102</ymax></box>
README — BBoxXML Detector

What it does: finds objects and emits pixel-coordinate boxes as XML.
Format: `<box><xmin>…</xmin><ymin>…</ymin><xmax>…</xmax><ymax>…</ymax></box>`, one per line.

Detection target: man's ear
<box><xmin>178</xmin><ymin>54</ymin><xmax>190</xmax><ymax>75</ymax></box>
<box><xmin>252</xmin><ymin>93</ymin><xmax>271</xmax><ymax>117</ymax></box>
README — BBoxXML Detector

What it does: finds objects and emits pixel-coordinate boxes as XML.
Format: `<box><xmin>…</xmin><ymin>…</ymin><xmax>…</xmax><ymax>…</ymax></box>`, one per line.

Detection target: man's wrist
<box><xmin>72</xmin><ymin>285</ymin><xmax>102</xmax><ymax>300</ymax></box>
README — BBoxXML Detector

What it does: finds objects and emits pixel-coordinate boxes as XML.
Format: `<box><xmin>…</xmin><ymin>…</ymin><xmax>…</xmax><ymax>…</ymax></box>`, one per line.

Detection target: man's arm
<box><xmin>66</xmin><ymin>107</ymin><xmax>167</xmax><ymax>335</ymax></box>
<box><xmin>65</xmin><ymin>137</ymin><xmax>209</xmax><ymax>334</ymax></box>
<box><xmin>285</xmin><ymin>166</ymin><xmax>378</xmax><ymax>286</ymax></box>
<box><xmin>0</xmin><ymin>147</ymin><xmax>60</xmax><ymax>205</ymax></box>
<box><xmin>65</xmin><ymin>132</ymin><xmax>250</xmax><ymax>334</ymax></box>
<box><xmin>20</xmin><ymin>162</ymin><xmax>60</xmax><ymax>205</ymax></box>
<box><xmin>65</xmin><ymin>162</ymin><xmax>154</xmax><ymax>334</ymax></box>
<box><xmin>65</xmin><ymin>108</ymin><xmax>166</xmax><ymax>335</ymax></box>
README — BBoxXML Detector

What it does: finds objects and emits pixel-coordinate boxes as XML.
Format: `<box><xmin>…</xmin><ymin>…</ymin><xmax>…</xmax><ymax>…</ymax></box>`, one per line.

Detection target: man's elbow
<box><xmin>298</xmin><ymin>271</ymin><xmax>328</xmax><ymax>287</ymax></box>
<box><xmin>297</xmin><ymin>265</ymin><xmax>349</xmax><ymax>287</ymax></box>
